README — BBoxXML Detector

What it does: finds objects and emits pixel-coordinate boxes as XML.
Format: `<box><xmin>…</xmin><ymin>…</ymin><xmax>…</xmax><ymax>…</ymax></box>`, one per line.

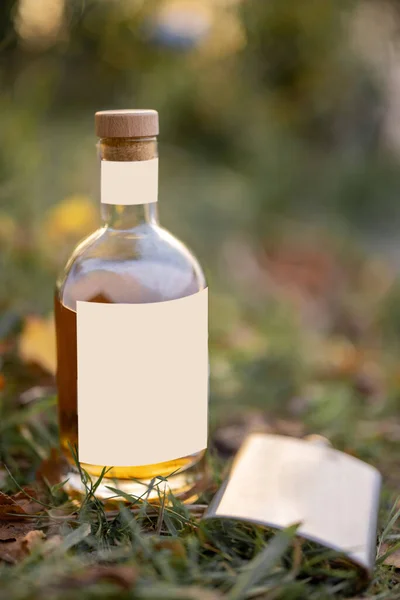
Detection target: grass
<box><xmin>1</xmin><ymin>0</ymin><xmax>400</xmax><ymax>593</ymax></box>
<box><xmin>2</xmin><ymin>234</ymin><xmax>400</xmax><ymax>599</ymax></box>
<box><xmin>1</xmin><ymin>388</ymin><xmax>400</xmax><ymax>600</ymax></box>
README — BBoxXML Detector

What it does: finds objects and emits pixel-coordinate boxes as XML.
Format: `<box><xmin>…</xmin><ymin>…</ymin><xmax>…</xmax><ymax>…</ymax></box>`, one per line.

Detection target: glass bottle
<box><xmin>55</xmin><ymin>110</ymin><xmax>208</xmax><ymax>501</ymax></box>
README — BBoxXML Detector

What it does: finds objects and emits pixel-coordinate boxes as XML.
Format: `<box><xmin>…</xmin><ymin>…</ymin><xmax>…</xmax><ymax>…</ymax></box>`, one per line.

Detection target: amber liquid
<box><xmin>55</xmin><ymin>294</ymin><xmax>205</xmax><ymax>481</ymax></box>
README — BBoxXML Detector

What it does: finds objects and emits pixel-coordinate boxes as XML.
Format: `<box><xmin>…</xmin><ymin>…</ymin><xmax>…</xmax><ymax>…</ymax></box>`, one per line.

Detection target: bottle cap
<box><xmin>95</xmin><ymin>109</ymin><xmax>159</xmax><ymax>138</ymax></box>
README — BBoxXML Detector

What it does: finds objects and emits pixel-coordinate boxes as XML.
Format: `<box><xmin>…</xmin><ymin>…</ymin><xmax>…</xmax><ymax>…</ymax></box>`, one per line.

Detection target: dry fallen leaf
<box><xmin>36</xmin><ymin>448</ymin><xmax>68</xmax><ymax>487</ymax></box>
<box><xmin>0</xmin><ymin>488</ymin><xmax>43</xmax><ymax>520</ymax></box>
<box><xmin>19</xmin><ymin>315</ymin><xmax>56</xmax><ymax>375</ymax></box>
<box><xmin>0</xmin><ymin>528</ymin><xmax>46</xmax><ymax>564</ymax></box>
<box><xmin>21</xmin><ymin>529</ymin><xmax>46</xmax><ymax>552</ymax></box>
<box><xmin>59</xmin><ymin>565</ymin><xmax>138</xmax><ymax>591</ymax></box>
<box><xmin>152</xmin><ymin>538</ymin><xmax>187</xmax><ymax>559</ymax></box>
<box><xmin>262</xmin><ymin>240</ymin><xmax>340</xmax><ymax>299</ymax></box>
<box><xmin>156</xmin><ymin>587</ymin><xmax>223</xmax><ymax>600</ymax></box>
<box><xmin>213</xmin><ymin>411</ymin><xmax>274</xmax><ymax>456</ymax></box>
<box><xmin>0</xmin><ymin>521</ymin><xmax>33</xmax><ymax>541</ymax></box>
<box><xmin>381</xmin><ymin>543</ymin><xmax>400</xmax><ymax>569</ymax></box>
<box><xmin>0</xmin><ymin>467</ymin><xmax>6</xmax><ymax>489</ymax></box>
<box><xmin>213</xmin><ymin>411</ymin><xmax>305</xmax><ymax>456</ymax></box>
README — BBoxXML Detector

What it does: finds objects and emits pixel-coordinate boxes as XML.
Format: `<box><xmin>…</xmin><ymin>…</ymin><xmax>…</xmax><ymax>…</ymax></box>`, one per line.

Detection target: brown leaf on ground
<box><xmin>261</xmin><ymin>240</ymin><xmax>340</xmax><ymax>298</ymax></box>
<box><xmin>312</xmin><ymin>338</ymin><xmax>364</xmax><ymax>378</ymax></box>
<box><xmin>274</xmin><ymin>418</ymin><xmax>306</xmax><ymax>438</ymax></box>
<box><xmin>0</xmin><ymin>529</ymin><xmax>45</xmax><ymax>564</ymax></box>
<box><xmin>21</xmin><ymin>529</ymin><xmax>46</xmax><ymax>552</ymax></box>
<box><xmin>60</xmin><ymin>565</ymin><xmax>138</xmax><ymax>590</ymax></box>
<box><xmin>18</xmin><ymin>315</ymin><xmax>56</xmax><ymax>375</ymax></box>
<box><xmin>0</xmin><ymin>521</ymin><xmax>33</xmax><ymax>541</ymax></box>
<box><xmin>0</xmin><ymin>487</ymin><xmax>43</xmax><ymax>520</ymax></box>
<box><xmin>160</xmin><ymin>587</ymin><xmax>223</xmax><ymax>600</ymax></box>
<box><xmin>213</xmin><ymin>411</ymin><xmax>275</xmax><ymax>456</ymax></box>
<box><xmin>380</xmin><ymin>543</ymin><xmax>400</xmax><ymax>568</ymax></box>
<box><xmin>213</xmin><ymin>411</ymin><xmax>305</xmax><ymax>456</ymax></box>
<box><xmin>36</xmin><ymin>448</ymin><xmax>69</xmax><ymax>487</ymax></box>
<box><xmin>0</xmin><ymin>468</ymin><xmax>6</xmax><ymax>489</ymax></box>
<box><xmin>152</xmin><ymin>538</ymin><xmax>187</xmax><ymax>559</ymax></box>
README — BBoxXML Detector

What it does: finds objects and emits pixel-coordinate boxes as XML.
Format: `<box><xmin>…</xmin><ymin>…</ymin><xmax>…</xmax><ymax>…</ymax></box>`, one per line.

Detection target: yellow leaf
<box><xmin>0</xmin><ymin>212</ymin><xmax>17</xmax><ymax>245</ymax></box>
<box><xmin>196</xmin><ymin>10</ymin><xmax>246</xmax><ymax>60</ymax></box>
<box><xmin>44</xmin><ymin>195</ymin><xmax>97</xmax><ymax>244</ymax></box>
<box><xmin>19</xmin><ymin>315</ymin><xmax>56</xmax><ymax>375</ymax></box>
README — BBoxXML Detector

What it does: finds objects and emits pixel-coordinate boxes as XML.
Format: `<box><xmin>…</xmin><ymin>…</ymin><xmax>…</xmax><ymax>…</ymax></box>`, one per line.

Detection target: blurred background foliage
<box><xmin>3</xmin><ymin>0</ymin><xmax>400</xmax><ymax>456</ymax></box>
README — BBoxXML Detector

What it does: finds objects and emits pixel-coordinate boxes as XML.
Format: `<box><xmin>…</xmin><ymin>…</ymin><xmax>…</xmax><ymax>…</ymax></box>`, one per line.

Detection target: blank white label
<box><xmin>77</xmin><ymin>289</ymin><xmax>208</xmax><ymax>466</ymax></box>
<box><xmin>101</xmin><ymin>158</ymin><xmax>158</xmax><ymax>205</ymax></box>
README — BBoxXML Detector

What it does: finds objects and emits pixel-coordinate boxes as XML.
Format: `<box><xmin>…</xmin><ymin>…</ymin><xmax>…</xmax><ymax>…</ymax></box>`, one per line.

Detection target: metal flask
<box><xmin>204</xmin><ymin>433</ymin><xmax>382</xmax><ymax>579</ymax></box>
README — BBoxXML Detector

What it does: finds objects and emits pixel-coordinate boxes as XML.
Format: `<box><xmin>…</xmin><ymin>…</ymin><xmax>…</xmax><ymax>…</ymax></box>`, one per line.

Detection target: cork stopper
<box><xmin>95</xmin><ymin>109</ymin><xmax>159</xmax><ymax>139</ymax></box>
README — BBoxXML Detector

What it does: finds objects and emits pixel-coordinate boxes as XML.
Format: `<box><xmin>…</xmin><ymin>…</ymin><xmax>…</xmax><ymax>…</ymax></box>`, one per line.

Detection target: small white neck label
<box><xmin>101</xmin><ymin>158</ymin><xmax>158</xmax><ymax>205</ymax></box>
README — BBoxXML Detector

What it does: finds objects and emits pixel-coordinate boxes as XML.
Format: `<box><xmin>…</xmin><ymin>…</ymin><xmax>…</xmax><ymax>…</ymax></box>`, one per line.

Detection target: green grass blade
<box><xmin>58</xmin><ymin>523</ymin><xmax>91</xmax><ymax>553</ymax></box>
<box><xmin>228</xmin><ymin>524</ymin><xmax>299</xmax><ymax>600</ymax></box>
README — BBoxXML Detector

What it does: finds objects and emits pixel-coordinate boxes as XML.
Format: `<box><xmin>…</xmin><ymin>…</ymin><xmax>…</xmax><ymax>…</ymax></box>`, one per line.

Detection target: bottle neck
<box><xmin>99</xmin><ymin>137</ymin><xmax>159</xmax><ymax>229</ymax></box>
<box><xmin>101</xmin><ymin>203</ymin><xmax>158</xmax><ymax>229</ymax></box>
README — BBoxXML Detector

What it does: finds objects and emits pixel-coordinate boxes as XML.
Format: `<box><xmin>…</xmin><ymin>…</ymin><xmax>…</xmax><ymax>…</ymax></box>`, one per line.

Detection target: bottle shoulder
<box><xmin>57</xmin><ymin>224</ymin><xmax>206</xmax><ymax>309</ymax></box>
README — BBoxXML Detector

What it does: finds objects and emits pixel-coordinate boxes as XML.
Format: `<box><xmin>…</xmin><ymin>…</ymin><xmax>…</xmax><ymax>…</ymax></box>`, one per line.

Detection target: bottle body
<box><xmin>55</xmin><ymin>128</ymin><xmax>208</xmax><ymax>500</ymax></box>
